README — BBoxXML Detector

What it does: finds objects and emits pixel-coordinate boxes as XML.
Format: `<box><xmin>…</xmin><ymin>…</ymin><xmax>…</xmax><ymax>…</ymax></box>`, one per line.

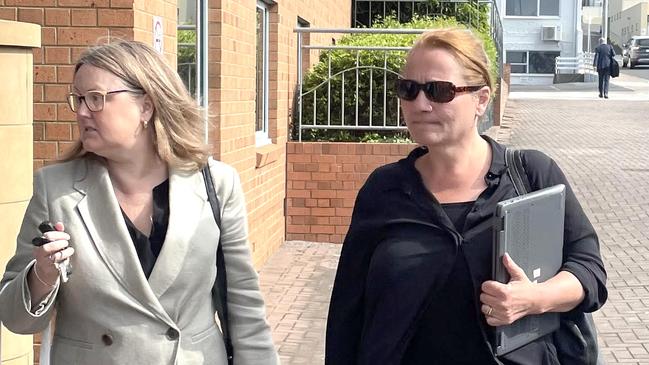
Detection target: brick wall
<box><xmin>493</xmin><ymin>64</ymin><xmax>511</xmax><ymax>127</ymax></box>
<box><xmin>286</xmin><ymin>142</ymin><xmax>416</xmax><ymax>243</ymax></box>
<box><xmin>210</xmin><ymin>0</ymin><xmax>351</xmax><ymax>266</ymax></box>
<box><xmin>133</xmin><ymin>0</ymin><xmax>176</xmax><ymax>66</ymax></box>
<box><xmin>0</xmin><ymin>0</ymin><xmax>176</xmax><ymax>169</ymax></box>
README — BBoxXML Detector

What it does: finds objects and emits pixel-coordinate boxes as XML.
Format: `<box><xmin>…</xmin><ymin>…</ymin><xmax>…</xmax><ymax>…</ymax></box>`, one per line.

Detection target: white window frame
<box><xmin>507</xmin><ymin>50</ymin><xmax>560</xmax><ymax>75</ymax></box>
<box><xmin>255</xmin><ymin>1</ymin><xmax>271</xmax><ymax>147</ymax></box>
<box><xmin>506</xmin><ymin>51</ymin><xmax>529</xmax><ymax>73</ymax></box>
<box><xmin>505</xmin><ymin>0</ymin><xmax>560</xmax><ymax>18</ymax></box>
<box><xmin>177</xmin><ymin>0</ymin><xmax>209</xmax><ymax>141</ymax></box>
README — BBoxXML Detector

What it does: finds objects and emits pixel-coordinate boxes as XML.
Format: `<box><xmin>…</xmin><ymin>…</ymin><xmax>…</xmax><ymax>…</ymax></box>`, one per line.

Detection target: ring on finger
<box><xmin>487</xmin><ymin>306</ymin><xmax>494</xmax><ymax>316</ymax></box>
<box><xmin>48</xmin><ymin>254</ymin><xmax>55</xmax><ymax>263</ymax></box>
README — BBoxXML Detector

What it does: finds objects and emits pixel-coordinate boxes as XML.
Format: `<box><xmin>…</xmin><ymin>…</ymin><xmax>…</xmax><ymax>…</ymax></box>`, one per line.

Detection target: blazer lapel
<box><xmin>147</xmin><ymin>167</ymin><xmax>208</xmax><ymax>298</ymax></box>
<box><xmin>73</xmin><ymin>159</ymin><xmax>172</xmax><ymax>323</ymax></box>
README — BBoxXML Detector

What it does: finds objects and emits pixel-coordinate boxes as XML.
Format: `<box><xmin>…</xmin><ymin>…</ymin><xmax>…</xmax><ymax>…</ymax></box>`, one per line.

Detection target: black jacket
<box><xmin>593</xmin><ymin>43</ymin><xmax>615</xmax><ymax>71</ymax></box>
<box><xmin>325</xmin><ymin>137</ymin><xmax>607</xmax><ymax>365</ymax></box>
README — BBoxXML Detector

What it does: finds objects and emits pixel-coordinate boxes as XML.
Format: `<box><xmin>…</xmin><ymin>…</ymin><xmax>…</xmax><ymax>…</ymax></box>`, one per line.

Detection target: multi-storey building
<box><xmin>498</xmin><ymin>0</ymin><xmax>583</xmax><ymax>85</ymax></box>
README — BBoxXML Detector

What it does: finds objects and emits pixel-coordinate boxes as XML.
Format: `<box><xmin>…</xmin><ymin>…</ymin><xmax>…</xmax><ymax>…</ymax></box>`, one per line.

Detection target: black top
<box><xmin>441</xmin><ymin>201</ymin><xmax>474</xmax><ymax>232</ymax></box>
<box><xmin>121</xmin><ymin>179</ymin><xmax>170</xmax><ymax>278</ymax></box>
<box><xmin>593</xmin><ymin>43</ymin><xmax>615</xmax><ymax>71</ymax></box>
<box><xmin>402</xmin><ymin>201</ymin><xmax>495</xmax><ymax>364</ymax></box>
<box><xmin>325</xmin><ymin>136</ymin><xmax>608</xmax><ymax>365</ymax></box>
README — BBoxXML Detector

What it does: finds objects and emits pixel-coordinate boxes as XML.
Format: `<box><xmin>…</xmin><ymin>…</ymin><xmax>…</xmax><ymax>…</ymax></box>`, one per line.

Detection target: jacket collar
<box><xmin>388</xmin><ymin>135</ymin><xmax>508</xmax><ymax>194</ymax></box>
<box><xmin>72</xmin><ymin>158</ymin><xmax>208</xmax><ymax>324</ymax></box>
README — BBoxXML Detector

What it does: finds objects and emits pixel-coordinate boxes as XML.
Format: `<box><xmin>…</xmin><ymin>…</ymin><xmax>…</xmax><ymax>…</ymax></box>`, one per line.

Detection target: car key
<box><xmin>34</xmin><ymin>221</ymin><xmax>72</xmax><ymax>283</ymax></box>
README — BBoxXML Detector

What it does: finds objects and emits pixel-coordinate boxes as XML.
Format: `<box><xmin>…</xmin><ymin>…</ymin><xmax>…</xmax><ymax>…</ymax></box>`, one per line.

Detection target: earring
<box><xmin>143</xmin><ymin>120</ymin><xmax>149</xmax><ymax>129</ymax></box>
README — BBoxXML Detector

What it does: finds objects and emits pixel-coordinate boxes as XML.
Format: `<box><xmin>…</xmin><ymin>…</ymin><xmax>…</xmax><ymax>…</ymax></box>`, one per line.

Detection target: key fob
<box><xmin>38</xmin><ymin>221</ymin><xmax>56</xmax><ymax>234</ymax></box>
<box><xmin>33</xmin><ymin>221</ymin><xmax>72</xmax><ymax>282</ymax></box>
<box><xmin>31</xmin><ymin>221</ymin><xmax>55</xmax><ymax>246</ymax></box>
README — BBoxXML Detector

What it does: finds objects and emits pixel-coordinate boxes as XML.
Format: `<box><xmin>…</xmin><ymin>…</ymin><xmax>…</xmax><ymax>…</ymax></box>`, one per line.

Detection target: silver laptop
<box><xmin>492</xmin><ymin>184</ymin><xmax>566</xmax><ymax>356</ymax></box>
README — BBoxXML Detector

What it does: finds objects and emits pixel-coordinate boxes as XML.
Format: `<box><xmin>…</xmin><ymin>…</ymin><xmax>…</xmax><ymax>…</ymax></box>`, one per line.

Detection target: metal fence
<box><xmin>294</xmin><ymin>1</ymin><xmax>503</xmax><ymax>141</ymax></box>
<box><xmin>353</xmin><ymin>0</ymin><xmax>495</xmax><ymax>29</ymax></box>
<box><xmin>295</xmin><ymin>28</ymin><xmax>420</xmax><ymax>141</ymax></box>
<box><xmin>351</xmin><ymin>0</ymin><xmax>503</xmax><ymax>64</ymax></box>
<box><xmin>555</xmin><ymin>52</ymin><xmax>596</xmax><ymax>75</ymax></box>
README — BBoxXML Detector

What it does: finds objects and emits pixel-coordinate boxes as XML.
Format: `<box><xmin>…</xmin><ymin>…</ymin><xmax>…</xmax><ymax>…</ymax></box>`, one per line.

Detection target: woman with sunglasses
<box><xmin>0</xmin><ymin>41</ymin><xmax>278</xmax><ymax>365</ymax></box>
<box><xmin>325</xmin><ymin>28</ymin><xmax>607</xmax><ymax>364</ymax></box>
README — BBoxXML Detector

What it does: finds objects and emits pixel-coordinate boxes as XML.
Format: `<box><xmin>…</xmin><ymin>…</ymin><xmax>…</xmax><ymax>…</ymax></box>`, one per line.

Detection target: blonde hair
<box><xmin>406</xmin><ymin>28</ymin><xmax>494</xmax><ymax>92</ymax></box>
<box><xmin>62</xmin><ymin>40</ymin><xmax>210</xmax><ymax>171</ymax></box>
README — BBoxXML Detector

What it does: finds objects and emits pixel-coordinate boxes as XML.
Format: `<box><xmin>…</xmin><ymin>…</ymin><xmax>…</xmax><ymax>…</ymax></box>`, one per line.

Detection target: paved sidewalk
<box><xmin>259</xmin><ymin>242</ymin><xmax>340</xmax><ymax>364</ymax></box>
<box><xmin>259</xmin><ymin>77</ymin><xmax>649</xmax><ymax>364</ymax></box>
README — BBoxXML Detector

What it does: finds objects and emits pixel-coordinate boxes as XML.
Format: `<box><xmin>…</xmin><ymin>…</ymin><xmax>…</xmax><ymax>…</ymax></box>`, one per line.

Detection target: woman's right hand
<box><xmin>30</xmin><ymin>222</ymin><xmax>74</xmax><ymax>290</ymax></box>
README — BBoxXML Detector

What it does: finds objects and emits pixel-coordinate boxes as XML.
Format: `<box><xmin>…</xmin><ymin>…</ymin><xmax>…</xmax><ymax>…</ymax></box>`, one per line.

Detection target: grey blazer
<box><xmin>0</xmin><ymin>157</ymin><xmax>279</xmax><ymax>365</ymax></box>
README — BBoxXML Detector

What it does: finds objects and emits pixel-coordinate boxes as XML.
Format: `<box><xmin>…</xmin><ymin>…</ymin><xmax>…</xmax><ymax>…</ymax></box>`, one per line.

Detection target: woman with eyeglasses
<box><xmin>325</xmin><ymin>28</ymin><xmax>607</xmax><ymax>365</ymax></box>
<box><xmin>0</xmin><ymin>41</ymin><xmax>278</xmax><ymax>365</ymax></box>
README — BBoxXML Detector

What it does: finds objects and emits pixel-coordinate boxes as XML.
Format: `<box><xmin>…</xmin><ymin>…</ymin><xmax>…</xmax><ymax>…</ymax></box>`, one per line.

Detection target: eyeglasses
<box><xmin>396</xmin><ymin>79</ymin><xmax>485</xmax><ymax>103</ymax></box>
<box><xmin>66</xmin><ymin>89</ymin><xmax>141</xmax><ymax>112</ymax></box>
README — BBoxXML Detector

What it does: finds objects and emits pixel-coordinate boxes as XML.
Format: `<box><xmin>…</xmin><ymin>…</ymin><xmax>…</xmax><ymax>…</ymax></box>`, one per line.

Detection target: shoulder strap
<box><xmin>505</xmin><ymin>148</ymin><xmax>532</xmax><ymax>196</ymax></box>
<box><xmin>202</xmin><ymin>165</ymin><xmax>234</xmax><ymax>365</ymax></box>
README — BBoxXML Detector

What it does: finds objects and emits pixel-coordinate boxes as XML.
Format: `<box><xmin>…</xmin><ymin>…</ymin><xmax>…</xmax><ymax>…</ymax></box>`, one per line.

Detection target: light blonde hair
<box><xmin>406</xmin><ymin>28</ymin><xmax>494</xmax><ymax>92</ymax></box>
<box><xmin>62</xmin><ymin>40</ymin><xmax>210</xmax><ymax>171</ymax></box>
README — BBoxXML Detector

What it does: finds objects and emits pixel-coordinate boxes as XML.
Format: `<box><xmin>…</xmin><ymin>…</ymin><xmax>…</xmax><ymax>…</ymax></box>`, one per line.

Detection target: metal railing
<box><xmin>294</xmin><ymin>1</ymin><xmax>504</xmax><ymax>141</ymax></box>
<box><xmin>555</xmin><ymin>52</ymin><xmax>595</xmax><ymax>75</ymax></box>
<box><xmin>295</xmin><ymin>28</ymin><xmax>424</xmax><ymax>141</ymax></box>
<box><xmin>353</xmin><ymin>0</ymin><xmax>496</xmax><ymax>30</ymax></box>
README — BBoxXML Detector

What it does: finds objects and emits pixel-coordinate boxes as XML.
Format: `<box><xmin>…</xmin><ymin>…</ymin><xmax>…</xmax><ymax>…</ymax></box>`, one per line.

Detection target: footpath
<box><xmin>259</xmin><ymin>72</ymin><xmax>649</xmax><ymax>364</ymax></box>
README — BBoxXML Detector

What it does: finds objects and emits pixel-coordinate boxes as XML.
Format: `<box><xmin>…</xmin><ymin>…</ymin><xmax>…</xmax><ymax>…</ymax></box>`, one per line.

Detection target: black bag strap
<box><xmin>463</xmin><ymin>149</ymin><xmax>530</xmax><ymax>242</ymax></box>
<box><xmin>505</xmin><ymin>148</ymin><xmax>531</xmax><ymax>196</ymax></box>
<box><xmin>202</xmin><ymin>165</ymin><xmax>234</xmax><ymax>365</ymax></box>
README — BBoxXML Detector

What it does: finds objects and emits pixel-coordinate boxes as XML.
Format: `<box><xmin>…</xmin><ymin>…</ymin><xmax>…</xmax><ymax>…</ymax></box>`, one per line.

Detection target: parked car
<box><xmin>622</xmin><ymin>36</ymin><xmax>649</xmax><ymax>68</ymax></box>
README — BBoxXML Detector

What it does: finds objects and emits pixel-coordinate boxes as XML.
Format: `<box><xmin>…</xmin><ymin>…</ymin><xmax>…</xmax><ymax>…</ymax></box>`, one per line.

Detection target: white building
<box><xmin>582</xmin><ymin>1</ymin><xmax>603</xmax><ymax>52</ymax></box>
<box><xmin>609</xmin><ymin>0</ymin><xmax>649</xmax><ymax>46</ymax></box>
<box><xmin>609</xmin><ymin>0</ymin><xmax>645</xmax><ymax>15</ymax></box>
<box><xmin>497</xmin><ymin>0</ymin><xmax>583</xmax><ymax>85</ymax></box>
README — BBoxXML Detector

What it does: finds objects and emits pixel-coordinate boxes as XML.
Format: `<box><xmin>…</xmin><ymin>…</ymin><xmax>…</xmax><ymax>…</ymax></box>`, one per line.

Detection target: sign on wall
<box><xmin>153</xmin><ymin>16</ymin><xmax>164</xmax><ymax>54</ymax></box>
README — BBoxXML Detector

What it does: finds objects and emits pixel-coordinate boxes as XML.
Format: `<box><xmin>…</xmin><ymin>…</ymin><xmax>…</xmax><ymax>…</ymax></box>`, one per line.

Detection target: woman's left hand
<box><xmin>480</xmin><ymin>253</ymin><xmax>539</xmax><ymax>326</ymax></box>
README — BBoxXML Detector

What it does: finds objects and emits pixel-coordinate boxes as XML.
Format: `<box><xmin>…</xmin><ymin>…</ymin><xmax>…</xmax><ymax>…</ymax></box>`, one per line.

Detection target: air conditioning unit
<box><xmin>541</xmin><ymin>26</ymin><xmax>561</xmax><ymax>41</ymax></box>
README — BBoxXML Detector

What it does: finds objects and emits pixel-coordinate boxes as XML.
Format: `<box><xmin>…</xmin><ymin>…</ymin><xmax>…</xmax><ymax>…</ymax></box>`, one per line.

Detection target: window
<box><xmin>256</xmin><ymin>1</ymin><xmax>270</xmax><ymax>145</ymax></box>
<box><xmin>507</xmin><ymin>50</ymin><xmax>560</xmax><ymax>74</ymax></box>
<box><xmin>507</xmin><ymin>51</ymin><xmax>528</xmax><ymax>73</ymax></box>
<box><xmin>539</xmin><ymin>0</ymin><xmax>559</xmax><ymax>16</ymax></box>
<box><xmin>529</xmin><ymin>51</ymin><xmax>560</xmax><ymax>73</ymax></box>
<box><xmin>506</xmin><ymin>0</ymin><xmax>559</xmax><ymax>16</ymax></box>
<box><xmin>177</xmin><ymin>0</ymin><xmax>209</xmax><ymax>114</ymax></box>
<box><xmin>178</xmin><ymin>0</ymin><xmax>199</xmax><ymax>98</ymax></box>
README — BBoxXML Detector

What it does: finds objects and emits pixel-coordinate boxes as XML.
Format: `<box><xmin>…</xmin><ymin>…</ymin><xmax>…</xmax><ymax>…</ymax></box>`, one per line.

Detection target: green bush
<box><xmin>177</xmin><ymin>30</ymin><xmax>197</xmax><ymax>94</ymax></box>
<box><xmin>292</xmin><ymin>14</ymin><xmax>499</xmax><ymax>142</ymax></box>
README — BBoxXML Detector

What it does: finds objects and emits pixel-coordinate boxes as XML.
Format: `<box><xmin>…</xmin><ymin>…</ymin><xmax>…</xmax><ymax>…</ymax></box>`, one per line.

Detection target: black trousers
<box><xmin>597</xmin><ymin>68</ymin><xmax>611</xmax><ymax>96</ymax></box>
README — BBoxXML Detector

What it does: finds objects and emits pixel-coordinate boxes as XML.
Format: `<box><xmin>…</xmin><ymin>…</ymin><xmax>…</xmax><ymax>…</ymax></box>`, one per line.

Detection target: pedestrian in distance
<box><xmin>593</xmin><ymin>37</ymin><xmax>616</xmax><ymax>98</ymax></box>
<box><xmin>325</xmin><ymin>28</ymin><xmax>607</xmax><ymax>365</ymax></box>
<box><xmin>0</xmin><ymin>40</ymin><xmax>278</xmax><ymax>365</ymax></box>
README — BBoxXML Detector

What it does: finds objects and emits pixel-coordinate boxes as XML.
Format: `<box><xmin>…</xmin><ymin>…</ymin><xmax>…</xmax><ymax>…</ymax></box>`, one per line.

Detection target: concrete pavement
<box><xmin>258</xmin><ymin>75</ymin><xmax>649</xmax><ymax>364</ymax></box>
<box><xmin>509</xmin><ymin>72</ymin><xmax>649</xmax><ymax>101</ymax></box>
